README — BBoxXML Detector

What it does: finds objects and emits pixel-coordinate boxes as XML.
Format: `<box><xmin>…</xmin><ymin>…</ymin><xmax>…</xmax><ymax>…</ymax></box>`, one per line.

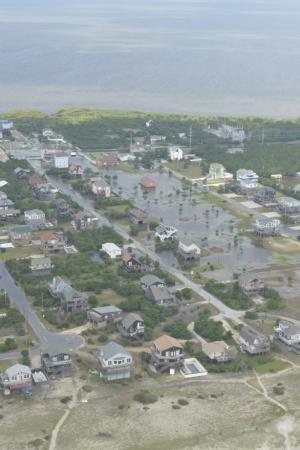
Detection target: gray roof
<box><xmin>99</xmin><ymin>341</ymin><xmax>131</xmax><ymax>360</ymax></box>
<box><xmin>149</xmin><ymin>285</ymin><xmax>173</xmax><ymax>301</ymax></box>
<box><xmin>240</xmin><ymin>326</ymin><xmax>267</xmax><ymax>345</ymax></box>
<box><xmin>140</xmin><ymin>274</ymin><xmax>164</xmax><ymax>287</ymax></box>
<box><xmin>122</xmin><ymin>313</ymin><xmax>143</xmax><ymax>330</ymax></box>
<box><xmin>5</xmin><ymin>363</ymin><xmax>31</xmax><ymax>377</ymax></box>
<box><xmin>41</xmin><ymin>342</ymin><xmax>71</xmax><ymax>358</ymax></box>
<box><xmin>91</xmin><ymin>305</ymin><xmax>121</xmax><ymax>315</ymax></box>
<box><xmin>30</xmin><ymin>257</ymin><xmax>52</xmax><ymax>268</ymax></box>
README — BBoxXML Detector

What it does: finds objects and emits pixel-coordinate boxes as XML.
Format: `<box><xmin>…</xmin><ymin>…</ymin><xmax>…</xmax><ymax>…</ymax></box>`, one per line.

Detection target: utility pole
<box><xmin>261</xmin><ymin>126</ymin><xmax>265</xmax><ymax>145</ymax></box>
<box><xmin>189</xmin><ymin>125</ymin><xmax>192</xmax><ymax>151</ymax></box>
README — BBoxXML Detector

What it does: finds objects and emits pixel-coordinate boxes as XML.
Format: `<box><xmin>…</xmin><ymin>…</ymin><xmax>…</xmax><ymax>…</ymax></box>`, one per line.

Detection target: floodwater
<box><xmin>1</xmin><ymin>0</ymin><xmax>300</xmax><ymax>117</ymax></box>
<box><xmin>107</xmin><ymin>169</ymin><xmax>276</xmax><ymax>275</ymax></box>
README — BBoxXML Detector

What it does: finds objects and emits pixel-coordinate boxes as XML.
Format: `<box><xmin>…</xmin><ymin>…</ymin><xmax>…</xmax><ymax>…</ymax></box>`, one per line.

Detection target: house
<box><xmin>278</xmin><ymin>197</ymin><xmax>300</xmax><ymax>215</ymax></box>
<box><xmin>236</xmin><ymin>169</ymin><xmax>259</xmax><ymax>190</ymax></box>
<box><xmin>0</xmin><ymin>364</ymin><xmax>32</xmax><ymax>393</ymax></box>
<box><xmin>88</xmin><ymin>306</ymin><xmax>122</xmax><ymax>325</ymax></box>
<box><xmin>0</xmin><ymin>198</ymin><xmax>15</xmax><ymax>210</ymax></box>
<box><xmin>139</xmin><ymin>176</ymin><xmax>156</xmax><ymax>189</ymax></box>
<box><xmin>253</xmin><ymin>187</ymin><xmax>276</xmax><ymax>206</ymax></box>
<box><xmin>129</xmin><ymin>208</ymin><xmax>148</xmax><ymax>225</ymax></box>
<box><xmin>271</xmin><ymin>174</ymin><xmax>282</xmax><ymax>183</ymax></box>
<box><xmin>24</xmin><ymin>209</ymin><xmax>46</xmax><ymax>228</ymax></box>
<box><xmin>14</xmin><ymin>167</ymin><xmax>31</xmax><ymax>179</ymax></box>
<box><xmin>54</xmin><ymin>152</ymin><xmax>69</xmax><ymax>169</ymax></box>
<box><xmin>41</xmin><ymin>345</ymin><xmax>71</xmax><ymax>375</ymax></box>
<box><xmin>201</xmin><ymin>341</ymin><xmax>237</xmax><ymax>363</ymax></box>
<box><xmin>55</xmin><ymin>198</ymin><xmax>72</xmax><ymax>217</ymax></box>
<box><xmin>68</xmin><ymin>164</ymin><xmax>84</xmax><ymax>178</ymax></box>
<box><xmin>101</xmin><ymin>243</ymin><xmax>122</xmax><ymax>259</ymax></box>
<box><xmin>238</xmin><ymin>274</ymin><xmax>264</xmax><ymax>297</ymax></box>
<box><xmin>118</xmin><ymin>153</ymin><xmax>136</xmax><ymax>163</ymax></box>
<box><xmin>10</xmin><ymin>225</ymin><xmax>32</xmax><ymax>246</ymax></box>
<box><xmin>122</xmin><ymin>251</ymin><xmax>146</xmax><ymax>273</ymax></box>
<box><xmin>29</xmin><ymin>175</ymin><xmax>46</xmax><ymax>189</ymax></box>
<box><xmin>168</xmin><ymin>146</ymin><xmax>183</xmax><ymax>161</ymax></box>
<box><xmin>0</xmin><ymin>209</ymin><xmax>20</xmax><ymax>221</ymax></box>
<box><xmin>255</xmin><ymin>216</ymin><xmax>280</xmax><ymax>236</ymax></box>
<box><xmin>206</xmin><ymin>163</ymin><xmax>233</xmax><ymax>185</ymax></box>
<box><xmin>91</xmin><ymin>179</ymin><xmax>111</xmax><ymax>197</ymax></box>
<box><xmin>40</xmin><ymin>231</ymin><xmax>65</xmax><ymax>255</ymax></box>
<box><xmin>177</xmin><ymin>239</ymin><xmax>201</xmax><ymax>261</ymax></box>
<box><xmin>0</xmin><ymin>119</ymin><xmax>13</xmax><ymax>130</ymax></box>
<box><xmin>97</xmin><ymin>154</ymin><xmax>119</xmax><ymax>169</ymax></box>
<box><xmin>239</xmin><ymin>327</ymin><xmax>270</xmax><ymax>355</ymax></box>
<box><xmin>146</xmin><ymin>285</ymin><xmax>175</xmax><ymax>306</ymax></box>
<box><xmin>30</xmin><ymin>256</ymin><xmax>53</xmax><ymax>275</ymax></box>
<box><xmin>150</xmin><ymin>335</ymin><xmax>184</xmax><ymax>372</ymax></box>
<box><xmin>74</xmin><ymin>211</ymin><xmax>98</xmax><ymax>230</ymax></box>
<box><xmin>155</xmin><ymin>224</ymin><xmax>177</xmax><ymax>241</ymax></box>
<box><xmin>274</xmin><ymin>321</ymin><xmax>300</xmax><ymax>346</ymax></box>
<box><xmin>120</xmin><ymin>313</ymin><xmax>145</xmax><ymax>339</ymax></box>
<box><xmin>140</xmin><ymin>274</ymin><xmax>165</xmax><ymax>290</ymax></box>
<box><xmin>97</xmin><ymin>341</ymin><xmax>133</xmax><ymax>381</ymax></box>
<box><xmin>35</xmin><ymin>184</ymin><xmax>54</xmax><ymax>201</ymax></box>
<box><xmin>48</xmin><ymin>276</ymin><xmax>87</xmax><ymax>313</ymax></box>
<box><xmin>150</xmin><ymin>135</ymin><xmax>166</xmax><ymax>145</ymax></box>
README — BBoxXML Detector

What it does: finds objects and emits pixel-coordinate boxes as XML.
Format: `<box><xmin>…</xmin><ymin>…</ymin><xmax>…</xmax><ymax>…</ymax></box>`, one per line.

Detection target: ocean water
<box><xmin>1</xmin><ymin>0</ymin><xmax>300</xmax><ymax>117</ymax></box>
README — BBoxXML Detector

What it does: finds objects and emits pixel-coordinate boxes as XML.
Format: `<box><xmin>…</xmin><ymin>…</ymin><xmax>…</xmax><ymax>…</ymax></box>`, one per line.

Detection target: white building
<box><xmin>91</xmin><ymin>179</ymin><xmax>111</xmax><ymax>198</ymax></box>
<box><xmin>236</xmin><ymin>169</ymin><xmax>259</xmax><ymax>189</ymax></box>
<box><xmin>275</xmin><ymin>321</ymin><xmax>300</xmax><ymax>346</ymax></box>
<box><xmin>178</xmin><ymin>239</ymin><xmax>201</xmax><ymax>261</ymax></box>
<box><xmin>54</xmin><ymin>153</ymin><xmax>69</xmax><ymax>169</ymax></box>
<box><xmin>278</xmin><ymin>197</ymin><xmax>300</xmax><ymax>215</ymax></box>
<box><xmin>168</xmin><ymin>146</ymin><xmax>183</xmax><ymax>161</ymax></box>
<box><xmin>0</xmin><ymin>119</ymin><xmax>13</xmax><ymax>130</ymax></box>
<box><xmin>24</xmin><ymin>209</ymin><xmax>46</xmax><ymax>228</ymax></box>
<box><xmin>255</xmin><ymin>216</ymin><xmax>280</xmax><ymax>236</ymax></box>
<box><xmin>101</xmin><ymin>243</ymin><xmax>122</xmax><ymax>259</ymax></box>
<box><xmin>97</xmin><ymin>342</ymin><xmax>133</xmax><ymax>381</ymax></box>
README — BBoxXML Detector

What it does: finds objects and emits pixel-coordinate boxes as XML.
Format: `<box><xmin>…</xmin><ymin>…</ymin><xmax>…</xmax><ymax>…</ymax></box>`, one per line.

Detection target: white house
<box><xmin>178</xmin><ymin>239</ymin><xmax>201</xmax><ymax>261</ymax></box>
<box><xmin>118</xmin><ymin>153</ymin><xmax>136</xmax><ymax>162</ymax></box>
<box><xmin>101</xmin><ymin>243</ymin><xmax>122</xmax><ymax>259</ymax></box>
<box><xmin>168</xmin><ymin>146</ymin><xmax>183</xmax><ymax>161</ymax></box>
<box><xmin>91</xmin><ymin>179</ymin><xmax>111</xmax><ymax>198</ymax></box>
<box><xmin>236</xmin><ymin>169</ymin><xmax>259</xmax><ymax>189</ymax></box>
<box><xmin>24</xmin><ymin>209</ymin><xmax>46</xmax><ymax>228</ymax></box>
<box><xmin>275</xmin><ymin>321</ymin><xmax>300</xmax><ymax>346</ymax></box>
<box><xmin>97</xmin><ymin>341</ymin><xmax>133</xmax><ymax>381</ymax></box>
<box><xmin>0</xmin><ymin>119</ymin><xmax>13</xmax><ymax>130</ymax></box>
<box><xmin>0</xmin><ymin>364</ymin><xmax>32</xmax><ymax>392</ymax></box>
<box><xmin>54</xmin><ymin>153</ymin><xmax>69</xmax><ymax>169</ymax></box>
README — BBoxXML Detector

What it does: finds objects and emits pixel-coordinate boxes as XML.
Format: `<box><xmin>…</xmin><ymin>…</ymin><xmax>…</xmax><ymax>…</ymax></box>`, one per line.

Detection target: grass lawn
<box><xmin>96</xmin><ymin>289</ymin><xmax>124</xmax><ymax>307</ymax></box>
<box><xmin>248</xmin><ymin>357</ymin><xmax>290</xmax><ymax>375</ymax></box>
<box><xmin>166</xmin><ymin>161</ymin><xmax>203</xmax><ymax>179</ymax></box>
<box><xmin>0</xmin><ymin>246</ymin><xmax>41</xmax><ymax>261</ymax></box>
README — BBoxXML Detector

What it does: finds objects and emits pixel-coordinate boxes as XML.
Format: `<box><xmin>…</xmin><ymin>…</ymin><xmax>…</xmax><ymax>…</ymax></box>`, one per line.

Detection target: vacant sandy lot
<box><xmin>55</xmin><ymin>379</ymin><xmax>284</xmax><ymax>450</ymax></box>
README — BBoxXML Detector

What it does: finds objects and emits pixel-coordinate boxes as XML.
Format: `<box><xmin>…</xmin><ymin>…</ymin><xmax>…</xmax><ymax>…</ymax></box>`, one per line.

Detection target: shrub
<box><xmin>273</xmin><ymin>385</ymin><xmax>285</xmax><ymax>395</ymax></box>
<box><xmin>60</xmin><ymin>396</ymin><xmax>72</xmax><ymax>404</ymax></box>
<box><xmin>134</xmin><ymin>390</ymin><xmax>158</xmax><ymax>405</ymax></box>
<box><xmin>177</xmin><ymin>398</ymin><xmax>189</xmax><ymax>406</ymax></box>
<box><xmin>82</xmin><ymin>385</ymin><xmax>93</xmax><ymax>393</ymax></box>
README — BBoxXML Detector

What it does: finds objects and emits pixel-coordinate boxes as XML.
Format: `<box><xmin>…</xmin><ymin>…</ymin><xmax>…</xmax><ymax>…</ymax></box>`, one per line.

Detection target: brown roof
<box><xmin>122</xmin><ymin>252</ymin><xmax>139</xmax><ymax>263</ymax></box>
<box><xmin>139</xmin><ymin>176</ymin><xmax>156</xmax><ymax>188</ymax></box>
<box><xmin>29</xmin><ymin>176</ymin><xmax>45</xmax><ymax>186</ymax></box>
<box><xmin>153</xmin><ymin>335</ymin><xmax>183</xmax><ymax>352</ymax></box>
<box><xmin>130</xmin><ymin>208</ymin><xmax>148</xmax><ymax>220</ymax></box>
<box><xmin>202</xmin><ymin>341</ymin><xmax>228</xmax><ymax>354</ymax></box>
<box><xmin>40</xmin><ymin>231</ymin><xmax>60</xmax><ymax>241</ymax></box>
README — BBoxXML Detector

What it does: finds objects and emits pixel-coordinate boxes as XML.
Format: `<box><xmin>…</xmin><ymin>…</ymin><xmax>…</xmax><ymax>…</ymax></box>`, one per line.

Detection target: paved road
<box><xmin>30</xmin><ymin>160</ymin><xmax>244</xmax><ymax>323</ymax></box>
<box><xmin>0</xmin><ymin>260</ymin><xmax>84</xmax><ymax>360</ymax></box>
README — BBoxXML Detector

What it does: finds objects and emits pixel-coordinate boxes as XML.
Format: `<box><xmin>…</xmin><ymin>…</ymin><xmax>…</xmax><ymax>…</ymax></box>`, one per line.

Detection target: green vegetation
<box><xmin>0</xmin><ymin>338</ymin><xmax>17</xmax><ymax>353</ymax></box>
<box><xmin>134</xmin><ymin>390</ymin><xmax>158</xmax><ymax>405</ymax></box>
<box><xmin>247</xmin><ymin>356</ymin><xmax>289</xmax><ymax>374</ymax></box>
<box><xmin>204</xmin><ymin>280</ymin><xmax>253</xmax><ymax>310</ymax></box>
<box><xmin>195</xmin><ymin>313</ymin><xmax>231</xmax><ymax>342</ymax></box>
<box><xmin>66</xmin><ymin>226</ymin><xmax>123</xmax><ymax>253</ymax></box>
<box><xmin>163</xmin><ymin>320</ymin><xmax>192</xmax><ymax>339</ymax></box>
